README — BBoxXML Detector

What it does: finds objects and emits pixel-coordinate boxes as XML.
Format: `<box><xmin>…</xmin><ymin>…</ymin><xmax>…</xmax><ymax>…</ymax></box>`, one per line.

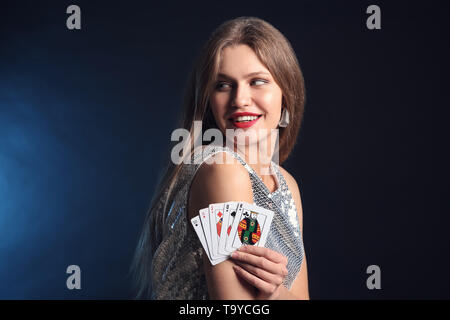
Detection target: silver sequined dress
<box><xmin>151</xmin><ymin>145</ymin><xmax>304</xmax><ymax>299</ymax></box>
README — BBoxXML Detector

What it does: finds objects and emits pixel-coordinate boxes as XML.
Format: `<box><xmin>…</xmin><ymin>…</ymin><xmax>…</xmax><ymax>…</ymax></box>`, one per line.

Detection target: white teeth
<box><xmin>235</xmin><ymin>115</ymin><xmax>259</xmax><ymax>122</ymax></box>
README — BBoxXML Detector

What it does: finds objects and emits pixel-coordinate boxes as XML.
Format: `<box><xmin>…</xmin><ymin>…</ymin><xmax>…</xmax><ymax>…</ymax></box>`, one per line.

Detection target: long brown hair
<box><xmin>129</xmin><ymin>16</ymin><xmax>306</xmax><ymax>298</ymax></box>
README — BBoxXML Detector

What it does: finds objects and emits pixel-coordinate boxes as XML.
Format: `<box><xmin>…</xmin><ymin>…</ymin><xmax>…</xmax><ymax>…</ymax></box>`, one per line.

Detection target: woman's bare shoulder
<box><xmin>187</xmin><ymin>151</ymin><xmax>253</xmax><ymax>220</ymax></box>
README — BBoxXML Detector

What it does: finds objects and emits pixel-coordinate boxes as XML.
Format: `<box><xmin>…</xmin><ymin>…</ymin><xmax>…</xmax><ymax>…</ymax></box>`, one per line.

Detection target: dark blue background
<box><xmin>0</xmin><ymin>0</ymin><xmax>449</xmax><ymax>299</ymax></box>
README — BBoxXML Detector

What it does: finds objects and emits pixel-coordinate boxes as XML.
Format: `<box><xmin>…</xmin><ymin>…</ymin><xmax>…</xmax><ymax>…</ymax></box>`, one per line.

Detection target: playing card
<box><xmin>191</xmin><ymin>214</ymin><xmax>227</xmax><ymax>266</ymax></box>
<box><xmin>209</xmin><ymin>203</ymin><xmax>228</xmax><ymax>259</ymax></box>
<box><xmin>191</xmin><ymin>202</ymin><xmax>275</xmax><ymax>267</ymax></box>
<box><xmin>222</xmin><ymin>202</ymin><xmax>244</xmax><ymax>254</ymax></box>
<box><xmin>228</xmin><ymin>202</ymin><xmax>274</xmax><ymax>249</ymax></box>
<box><xmin>218</xmin><ymin>202</ymin><xmax>237</xmax><ymax>255</ymax></box>
<box><xmin>199</xmin><ymin>207</ymin><xmax>213</xmax><ymax>258</ymax></box>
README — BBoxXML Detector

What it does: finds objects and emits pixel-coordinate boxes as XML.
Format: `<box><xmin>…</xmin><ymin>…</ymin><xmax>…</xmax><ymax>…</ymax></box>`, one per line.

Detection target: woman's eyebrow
<box><xmin>217</xmin><ymin>71</ymin><xmax>270</xmax><ymax>80</ymax></box>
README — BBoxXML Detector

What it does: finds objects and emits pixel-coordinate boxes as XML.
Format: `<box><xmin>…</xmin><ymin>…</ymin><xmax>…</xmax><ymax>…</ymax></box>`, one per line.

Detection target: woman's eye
<box><xmin>215</xmin><ymin>79</ymin><xmax>267</xmax><ymax>90</ymax></box>
<box><xmin>252</xmin><ymin>79</ymin><xmax>267</xmax><ymax>86</ymax></box>
<box><xmin>216</xmin><ymin>82</ymin><xmax>231</xmax><ymax>90</ymax></box>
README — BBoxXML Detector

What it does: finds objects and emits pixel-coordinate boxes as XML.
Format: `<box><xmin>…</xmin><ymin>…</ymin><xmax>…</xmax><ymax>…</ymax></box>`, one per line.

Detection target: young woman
<box><xmin>130</xmin><ymin>16</ymin><xmax>309</xmax><ymax>300</ymax></box>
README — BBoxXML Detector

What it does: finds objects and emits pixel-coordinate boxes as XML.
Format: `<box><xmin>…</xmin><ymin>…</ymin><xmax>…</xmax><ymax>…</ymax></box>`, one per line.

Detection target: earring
<box><xmin>278</xmin><ymin>107</ymin><xmax>290</xmax><ymax>127</ymax></box>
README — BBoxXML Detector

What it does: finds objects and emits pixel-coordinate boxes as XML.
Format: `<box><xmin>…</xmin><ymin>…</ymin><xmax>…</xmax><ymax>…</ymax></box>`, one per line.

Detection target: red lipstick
<box><xmin>229</xmin><ymin>112</ymin><xmax>262</xmax><ymax>129</ymax></box>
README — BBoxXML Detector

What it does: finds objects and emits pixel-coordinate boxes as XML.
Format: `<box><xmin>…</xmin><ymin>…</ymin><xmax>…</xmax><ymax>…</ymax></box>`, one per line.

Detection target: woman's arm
<box><xmin>187</xmin><ymin>152</ymin><xmax>257</xmax><ymax>299</ymax></box>
<box><xmin>188</xmin><ymin>153</ymin><xmax>306</xmax><ymax>299</ymax></box>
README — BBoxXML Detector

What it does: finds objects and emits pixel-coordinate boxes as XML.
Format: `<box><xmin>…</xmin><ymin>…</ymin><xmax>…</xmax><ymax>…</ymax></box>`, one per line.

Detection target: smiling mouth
<box><xmin>228</xmin><ymin>114</ymin><xmax>263</xmax><ymax>129</ymax></box>
<box><xmin>229</xmin><ymin>114</ymin><xmax>263</xmax><ymax>123</ymax></box>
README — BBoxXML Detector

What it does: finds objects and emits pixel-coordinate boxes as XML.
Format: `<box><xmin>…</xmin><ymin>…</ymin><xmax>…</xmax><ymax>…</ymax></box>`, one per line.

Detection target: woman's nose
<box><xmin>231</xmin><ymin>84</ymin><xmax>252</xmax><ymax>107</ymax></box>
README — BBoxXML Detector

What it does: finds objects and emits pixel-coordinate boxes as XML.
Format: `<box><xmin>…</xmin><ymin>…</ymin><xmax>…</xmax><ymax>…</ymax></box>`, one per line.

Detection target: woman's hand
<box><xmin>231</xmin><ymin>245</ymin><xmax>288</xmax><ymax>300</ymax></box>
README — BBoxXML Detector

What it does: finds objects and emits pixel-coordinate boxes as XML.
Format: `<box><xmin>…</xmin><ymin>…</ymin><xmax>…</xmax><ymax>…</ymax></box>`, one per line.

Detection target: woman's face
<box><xmin>209</xmin><ymin>44</ymin><xmax>283</xmax><ymax>143</ymax></box>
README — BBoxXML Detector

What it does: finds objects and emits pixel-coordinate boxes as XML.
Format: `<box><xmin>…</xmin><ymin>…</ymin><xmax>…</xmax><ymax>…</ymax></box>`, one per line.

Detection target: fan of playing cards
<box><xmin>191</xmin><ymin>202</ymin><xmax>274</xmax><ymax>265</ymax></box>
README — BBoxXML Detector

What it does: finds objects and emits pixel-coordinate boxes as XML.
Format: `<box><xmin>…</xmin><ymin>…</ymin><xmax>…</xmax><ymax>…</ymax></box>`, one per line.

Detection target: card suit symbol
<box><xmin>216</xmin><ymin>217</ymin><xmax>223</xmax><ymax>236</ymax></box>
<box><xmin>231</xmin><ymin>211</ymin><xmax>236</xmax><ymax>217</ymax></box>
<box><xmin>218</xmin><ymin>211</ymin><xmax>223</xmax><ymax>218</ymax></box>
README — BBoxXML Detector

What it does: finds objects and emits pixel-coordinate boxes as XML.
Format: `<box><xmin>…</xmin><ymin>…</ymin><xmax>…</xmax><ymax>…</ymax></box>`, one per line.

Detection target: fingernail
<box><xmin>231</xmin><ymin>252</ymin><xmax>238</xmax><ymax>258</ymax></box>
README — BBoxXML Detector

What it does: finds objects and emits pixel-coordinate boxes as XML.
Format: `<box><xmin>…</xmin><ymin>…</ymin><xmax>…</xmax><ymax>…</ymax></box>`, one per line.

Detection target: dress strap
<box><xmin>191</xmin><ymin>145</ymin><xmax>252</xmax><ymax>177</ymax></box>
